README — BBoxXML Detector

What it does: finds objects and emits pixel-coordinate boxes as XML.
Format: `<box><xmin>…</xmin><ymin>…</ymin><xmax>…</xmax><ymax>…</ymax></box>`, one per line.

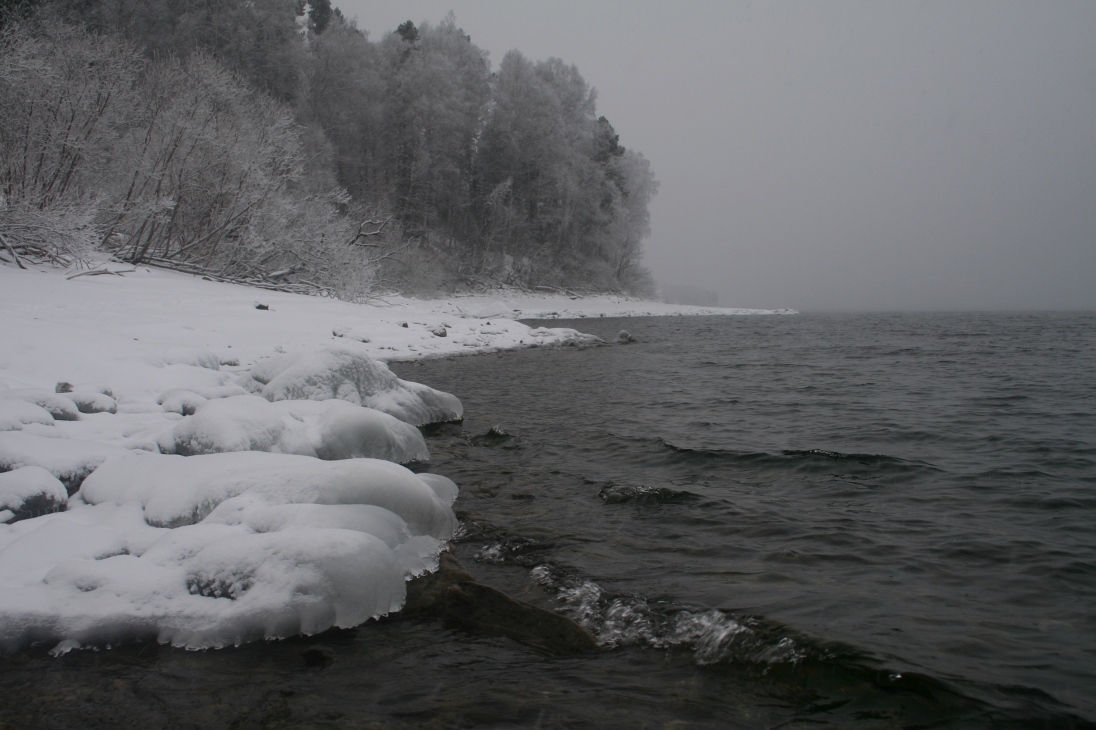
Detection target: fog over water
<box><xmin>341</xmin><ymin>1</ymin><xmax>1096</xmax><ymax>311</ymax></box>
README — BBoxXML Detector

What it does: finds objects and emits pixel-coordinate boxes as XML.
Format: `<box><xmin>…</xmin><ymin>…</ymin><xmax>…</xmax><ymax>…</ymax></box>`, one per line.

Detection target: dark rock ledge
<box><xmin>400</xmin><ymin>552</ymin><xmax>597</xmax><ymax>656</ymax></box>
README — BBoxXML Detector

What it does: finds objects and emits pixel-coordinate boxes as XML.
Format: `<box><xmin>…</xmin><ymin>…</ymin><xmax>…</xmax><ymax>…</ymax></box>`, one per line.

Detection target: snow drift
<box><xmin>239</xmin><ymin>345</ymin><xmax>463</xmax><ymax>426</ymax></box>
<box><xmin>0</xmin><ymin>453</ymin><xmax>458</xmax><ymax>651</ymax></box>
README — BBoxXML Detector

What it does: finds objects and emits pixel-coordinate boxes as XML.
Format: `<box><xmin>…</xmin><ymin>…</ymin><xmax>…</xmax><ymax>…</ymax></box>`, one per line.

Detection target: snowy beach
<box><xmin>0</xmin><ymin>263</ymin><xmax>785</xmax><ymax>653</ymax></box>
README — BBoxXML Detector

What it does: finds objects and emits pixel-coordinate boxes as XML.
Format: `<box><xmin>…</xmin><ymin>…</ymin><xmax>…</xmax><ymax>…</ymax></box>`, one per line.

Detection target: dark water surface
<box><xmin>3</xmin><ymin>312</ymin><xmax>1094</xmax><ymax>728</ymax></box>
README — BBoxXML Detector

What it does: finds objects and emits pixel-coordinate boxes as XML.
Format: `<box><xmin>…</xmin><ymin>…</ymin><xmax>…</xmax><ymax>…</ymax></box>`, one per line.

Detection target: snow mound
<box><xmin>0</xmin><ymin>452</ymin><xmax>456</xmax><ymax>650</ymax></box>
<box><xmin>277</xmin><ymin>399</ymin><xmax>429</xmax><ymax>463</ymax></box>
<box><xmin>158</xmin><ymin>390</ymin><xmax>207</xmax><ymax>416</ymax></box>
<box><xmin>67</xmin><ymin>391</ymin><xmax>117</xmax><ymax>415</ymax></box>
<box><xmin>0</xmin><ymin>399</ymin><xmax>56</xmax><ymax>431</ymax></box>
<box><xmin>80</xmin><ymin>452</ymin><xmax>454</xmax><ymax>533</ymax></box>
<box><xmin>168</xmin><ymin>395</ymin><xmax>313</xmax><ymax>457</ymax></box>
<box><xmin>240</xmin><ymin>345</ymin><xmax>462</xmax><ymax>426</ymax></box>
<box><xmin>158</xmin><ymin>384</ymin><xmax>250</xmax><ymax>415</ymax></box>
<box><xmin>151</xmin><ymin>347</ymin><xmax>223</xmax><ymax>370</ymax></box>
<box><xmin>3</xmin><ymin>390</ymin><xmax>81</xmax><ymax>421</ymax></box>
<box><xmin>165</xmin><ymin>396</ymin><xmax>429</xmax><ymax>464</ymax></box>
<box><xmin>0</xmin><ymin>466</ymin><xmax>68</xmax><ymax>521</ymax></box>
<box><xmin>0</xmin><ymin>432</ymin><xmax>132</xmax><ymax>494</ymax></box>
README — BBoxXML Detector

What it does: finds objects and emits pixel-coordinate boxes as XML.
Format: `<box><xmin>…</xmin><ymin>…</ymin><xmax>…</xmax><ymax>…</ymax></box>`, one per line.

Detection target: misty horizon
<box><xmin>344</xmin><ymin>0</ymin><xmax>1096</xmax><ymax>312</ymax></box>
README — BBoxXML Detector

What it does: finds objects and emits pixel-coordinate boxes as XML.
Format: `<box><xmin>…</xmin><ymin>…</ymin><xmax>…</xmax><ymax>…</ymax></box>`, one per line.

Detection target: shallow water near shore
<box><xmin>3</xmin><ymin>312</ymin><xmax>1094</xmax><ymax>728</ymax></box>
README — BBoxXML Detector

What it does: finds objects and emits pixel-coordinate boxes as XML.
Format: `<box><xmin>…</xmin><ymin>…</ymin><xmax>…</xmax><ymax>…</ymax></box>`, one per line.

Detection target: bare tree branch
<box><xmin>347</xmin><ymin>216</ymin><xmax>392</xmax><ymax>246</ymax></box>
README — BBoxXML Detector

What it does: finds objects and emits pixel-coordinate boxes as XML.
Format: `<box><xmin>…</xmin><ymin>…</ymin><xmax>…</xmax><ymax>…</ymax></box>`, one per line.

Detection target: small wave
<box><xmin>529</xmin><ymin>564</ymin><xmax>815</xmax><ymax>668</ymax></box>
<box><xmin>475</xmin><ymin>536</ymin><xmax>555</xmax><ymax>566</ymax></box>
<box><xmin>596</xmin><ymin>482</ymin><xmax>700</xmax><ymax>505</ymax></box>
<box><xmin>658</xmin><ymin>439</ymin><xmax>773</xmax><ymax>463</ymax></box>
<box><xmin>657</xmin><ymin>440</ymin><xmax>939</xmax><ymax>475</ymax></box>
<box><xmin>781</xmin><ymin>448</ymin><xmax>915</xmax><ymax>466</ymax></box>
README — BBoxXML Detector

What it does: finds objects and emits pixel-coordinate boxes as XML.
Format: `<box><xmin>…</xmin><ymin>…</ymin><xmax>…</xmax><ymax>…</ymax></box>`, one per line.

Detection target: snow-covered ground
<box><xmin>0</xmin><ymin>262</ymin><xmax>788</xmax><ymax>652</ymax></box>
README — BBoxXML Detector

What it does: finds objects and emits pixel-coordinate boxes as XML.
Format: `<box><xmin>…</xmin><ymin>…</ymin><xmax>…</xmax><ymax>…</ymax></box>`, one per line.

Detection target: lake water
<box><xmin>2</xmin><ymin>312</ymin><xmax>1093</xmax><ymax>728</ymax></box>
<box><xmin>393</xmin><ymin>311</ymin><xmax>1096</xmax><ymax>727</ymax></box>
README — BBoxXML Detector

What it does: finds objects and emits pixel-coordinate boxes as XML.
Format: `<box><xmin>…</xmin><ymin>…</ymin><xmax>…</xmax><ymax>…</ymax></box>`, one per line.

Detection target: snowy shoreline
<box><xmin>0</xmin><ymin>263</ymin><xmax>789</xmax><ymax>652</ymax></box>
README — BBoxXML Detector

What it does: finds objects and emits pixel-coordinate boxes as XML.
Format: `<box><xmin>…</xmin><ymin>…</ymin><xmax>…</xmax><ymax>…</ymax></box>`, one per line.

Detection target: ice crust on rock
<box><xmin>168</xmin><ymin>395</ymin><xmax>313</xmax><ymax>457</ymax></box>
<box><xmin>282</xmin><ymin>399</ymin><xmax>429</xmax><ymax>463</ymax></box>
<box><xmin>165</xmin><ymin>395</ymin><xmax>429</xmax><ymax>464</ymax></box>
<box><xmin>0</xmin><ymin>452</ymin><xmax>456</xmax><ymax>650</ymax></box>
<box><xmin>240</xmin><ymin>345</ymin><xmax>462</xmax><ymax>426</ymax></box>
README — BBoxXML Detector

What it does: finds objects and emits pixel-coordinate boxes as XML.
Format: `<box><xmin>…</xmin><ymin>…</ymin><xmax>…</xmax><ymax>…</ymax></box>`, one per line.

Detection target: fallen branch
<box><xmin>65</xmin><ymin>267</ymin><xmax>137</xmax><ymax>280</ymax></box>
<box><xmin>534</xmin><ymin>285</ymin><xmax>579</xmax><ymax>297</ymax></box>
<box><xmin>0</xmin><ymin>231</ymin><xmax>26</xmax><ymax>269</ymax></box>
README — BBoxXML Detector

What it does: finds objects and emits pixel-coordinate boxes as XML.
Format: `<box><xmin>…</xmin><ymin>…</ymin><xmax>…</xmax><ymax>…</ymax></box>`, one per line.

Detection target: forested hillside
<box><xmin>0</xmin><ymin>0</ymin><xmax>657</xmax><ymax>297</ymax></box>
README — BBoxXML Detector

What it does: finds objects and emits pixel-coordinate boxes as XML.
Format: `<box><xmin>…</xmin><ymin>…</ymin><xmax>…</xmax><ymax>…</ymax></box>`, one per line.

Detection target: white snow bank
<box><xmin>166</xmin><ymin>395</ymin><xmax>429</xmax><ymax>464</ymax></box>
<box><xmin>0</xmin><ymin>453</ymin><xmax>455</xmax><ymax>650</ymax></box>
<box><xmin>0</xmin><ymin>263</ymin><xmax>786</xmax><ymax>651</ymax></box>
<box><xmin>240</xmin><ymin>346</ymin><xmax>462</xmax><ymax>426</ymax></box>
<box><xmin>427</xmin><ymin>290</ymin><xmax>797</xmax><ymax>320</ymax></box>
<box><xmin>278</xmin><ymin>399</ymin><xmax>429</xmax><ymax>463</ymax></box>
<box><xmin>79</xmin><ymin>452</ymin><xmax>455</xmax><ymax>544</ymax></box>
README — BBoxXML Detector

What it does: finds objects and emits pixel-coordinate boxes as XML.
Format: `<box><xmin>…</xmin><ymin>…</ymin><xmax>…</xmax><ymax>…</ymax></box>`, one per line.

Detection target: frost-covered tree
<box><xmin>379</xmin><ymin>15</ymin><xmax>490</xmax><ymax>242</ymax></box>
<box><xmin>0</xmin><ymin>21</ymin><xmax>139</xmax><ymax>265</ymax></box>
<box><xmin>2</xmin><ymin>3</ymin><xmax>658</xmax><ymax>295</ymax></box>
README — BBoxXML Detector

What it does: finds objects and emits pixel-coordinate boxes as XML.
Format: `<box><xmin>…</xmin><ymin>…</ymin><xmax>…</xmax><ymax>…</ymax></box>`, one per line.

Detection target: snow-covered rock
<box><xmin>0</xmin><ymin>399</ymin><xmax>56</xmax><ymax>431</ymax></box>
<box><xmin>67</xmin><ymin>391</ymin><xmax>118</xmax><ymax>414</ymax></box>
<box><xmin>3</xmin><ymin>390</ymin><xmax>81</xmax><ymax>421</ymax></box>
<box><xmin>240</xmin><ymin>345</ymin><xmax>462</xmax><ymax>426</ymax></box>
<box><xmin>0</xmin><ymin>432</ymin><xmax>132</xmax><ymax>493</ymax></box>
<box><xmin>168</xmin><ymin>395</ymin><xmax>313</xmax><ymax>457</ymax></box>
<box><xmin>164</xmin><ymin>396</ymin><xmax>429</xmax><ymax>464</ymax></box>
<box><xmin>277</xmin><ymin>399</ymin><xmax>429</xmax><ymax>463</ymax></box>
<box><xmin>0</xmin><ymin>452</ymin><xmax>456</xmax><ymax>651</ymax></box>
<box><xmin>80</xmin><ymin>452</ymin><xmax>454</xmax><ymax>534</ymax></box>
<box><xmin>0</xmin><ymin>466</ymin><xmax>68</xmax><ymax>521</ymax></box>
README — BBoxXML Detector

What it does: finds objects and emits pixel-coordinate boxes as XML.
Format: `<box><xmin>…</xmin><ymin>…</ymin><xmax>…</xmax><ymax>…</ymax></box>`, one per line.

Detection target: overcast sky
<box><xmin>337</xmin><ymin>0</ymin><xmax>1096</xmax><ymax>311</ymax></box>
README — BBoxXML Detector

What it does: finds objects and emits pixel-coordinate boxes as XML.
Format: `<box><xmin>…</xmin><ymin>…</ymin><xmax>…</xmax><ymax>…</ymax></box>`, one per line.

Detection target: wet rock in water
<box><xmin>470</xmin><ymin>425</ymin><xmax>516</xmax><ymax>448</ymax></box>
<box><xmin>616</xmin><ymin>330</ymin><xmax>638</xmax><ymax>344</ymax></box>
<box><xmin>403</xmin><ymin>553</ymin><xmax>596</xmax><ymax>656</ymax></box>
<box><xmin>301</xmin><ymin>644</ymin><xmax>337</xmax><ymax>669</ymax></box>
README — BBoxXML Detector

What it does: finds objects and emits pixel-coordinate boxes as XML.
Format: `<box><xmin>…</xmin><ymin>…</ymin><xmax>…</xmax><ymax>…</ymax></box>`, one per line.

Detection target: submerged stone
<box><xmin>403</xmin><ymin>553</ymin><xmax>597</xmax><ymax>656</ymax></box>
